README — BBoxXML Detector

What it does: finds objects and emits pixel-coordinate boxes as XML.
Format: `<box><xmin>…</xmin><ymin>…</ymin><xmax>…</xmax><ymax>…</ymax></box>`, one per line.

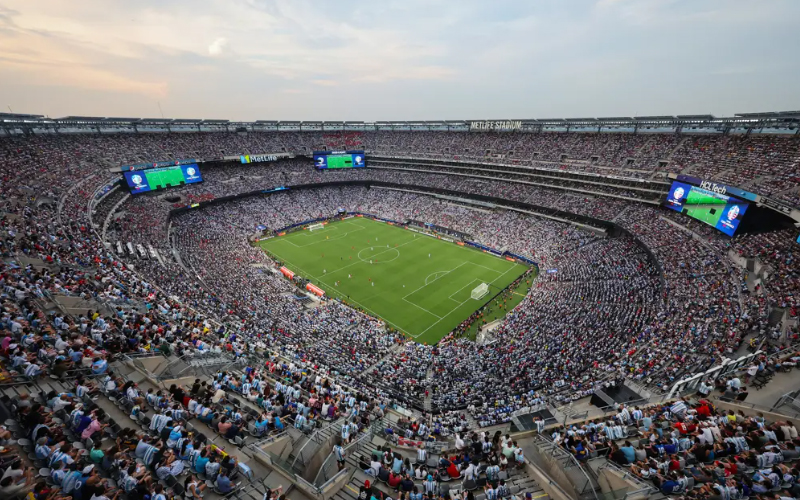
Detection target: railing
<box><xmin>250</xmin><ymin>444</ymin><xmax>300</xmax><ymax>484</ymax></box>
<box><xmin>249</xmin><ymin>429</ymin><xmax>291</xmax><ymax>449</ymax></box>
<box><xmin>714</xmin><ymin>394</ymin><xmax>800</xmax><ymax>419</ymax></box>
<box><xmin>250</xmin><ymin>426</ymin><xmax>359</xmax><ymax>499</ymax></box>
<box><xmin>772</xmin><ymin>389</ymin><xmax>800</xmax><ymax>414</ymax></box>
<box><xmin>666</xmin><ymin>341</ymin><xmax>800</xmax><ymax>399</ymax></box>
<box><xmin>528</xmin><ymin>434</ymin><xmax>598</xmax><ymax>500</ymax></box>
<box><xmin>121</xmin><ymin>353</ymin><xmax>164</xmax><ymax>384</ymax></box>
<box><xmin>290</xmin><ymin>417</ymin><xmax>342</xmax><ymax>470</ymax></box>
<box><xmin>373</xmin><ymin>416</ymin><xmax>450</xmax><ymax>453</ymax></box>
<box><xmin>314</xmin><ymin>421</ymin><xmax>378</xmax><ymax>486</ymax></box>
<box><xmin>594</xmin><ymin>460</ymin><xmax>659</xmax><ymax>499</ymax></box>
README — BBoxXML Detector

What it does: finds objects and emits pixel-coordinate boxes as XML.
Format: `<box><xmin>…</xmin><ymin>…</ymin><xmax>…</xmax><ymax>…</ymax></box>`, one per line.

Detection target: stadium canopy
<box><xmin>676</xmin><ymin>114</ymin><xmax>715</xmax><ymax>121</ymax></box>
<box><xmin>634</xmin><ymin>116</ymin><xmax>676</xmax><ymax>121</ymax></box>
<box><xmin>0</xmin><ymin>112</ymin><xmax>46</xmax><ymax>121</ymax></box>
<box><xmin>57</xmin><ymin>116</ymin><xmax>108</xmax><ymax>122</ymax></box>
<box><xmin>736</xmin><ymin>111</ymin><xmax>800</xmax><ymax>119</ymax></box>
<box><xmin>2</xmin><ymin>111</ymin><xmax>797</xmax><ymax>131</ymax></box>
<box><xmin>598</xmin><ymin>117</ymin><xmax>633</xmax><ymax>122</ymax></box>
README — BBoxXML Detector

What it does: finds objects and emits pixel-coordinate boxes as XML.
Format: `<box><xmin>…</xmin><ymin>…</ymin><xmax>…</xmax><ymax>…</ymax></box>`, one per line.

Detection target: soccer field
<box><xmin>258</xmin><ymin>217</ymin><xmax>530</xmax><ymax>344</ymax></box>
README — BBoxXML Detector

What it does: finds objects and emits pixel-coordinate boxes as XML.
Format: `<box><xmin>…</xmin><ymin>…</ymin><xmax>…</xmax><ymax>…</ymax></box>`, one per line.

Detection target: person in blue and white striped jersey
<box><xmin>334</xmin><ymin>443</ymin><xmax>346</xmax><ymax>470</ymax></box>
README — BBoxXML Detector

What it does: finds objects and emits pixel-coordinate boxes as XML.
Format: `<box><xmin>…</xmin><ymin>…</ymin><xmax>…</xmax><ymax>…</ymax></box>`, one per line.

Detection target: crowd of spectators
<box><xmin>551</xmin><ymin>393</ymin><xmax>800</xmax><ymax>498</ymax></box>
<box><xmin>2</xmin><ymin>130</ymin><xmax>799</xmax><ymax>444</ymax></box>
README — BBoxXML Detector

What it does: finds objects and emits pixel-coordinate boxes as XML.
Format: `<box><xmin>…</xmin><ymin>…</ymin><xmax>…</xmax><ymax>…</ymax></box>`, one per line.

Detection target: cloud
<box><xmin>0</xmin><ymin>0</ymin><xmax>797</xmax><ymax>120</ymax></box>
<box><xmin>208</xmin><ymin>37</ymin><xmax>228</xmax><ymax>56</ymax></box>
<box><xmin>312</xmin><ymin>79</ymin><xmax>338</xmax><ymax>86</ymax></box>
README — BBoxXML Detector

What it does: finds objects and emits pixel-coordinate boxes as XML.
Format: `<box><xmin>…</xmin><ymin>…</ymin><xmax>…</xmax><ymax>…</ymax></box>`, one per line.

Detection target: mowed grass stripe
<box><xmin>258</xmin><ymin>218</ymin><xmax>528</xmax><ymax>344</ymax></box>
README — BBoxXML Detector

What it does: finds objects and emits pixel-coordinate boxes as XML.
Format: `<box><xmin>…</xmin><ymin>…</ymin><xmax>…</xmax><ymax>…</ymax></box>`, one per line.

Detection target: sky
<box><xmin>0</xmin><ymin>0</ymin><xmax>798</xmax><ymax>121</ymax></box>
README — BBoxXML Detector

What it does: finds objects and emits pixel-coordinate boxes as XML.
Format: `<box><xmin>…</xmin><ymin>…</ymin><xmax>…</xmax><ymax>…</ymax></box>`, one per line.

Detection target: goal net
<box><xmin>471</xmin><ymin>283</ymin><xmax>489</xmax><ymax>300</ymax></box>
<box><xmin>308</xmin><ymin>223</ymin><xmax>324</xmax><ymax>231</ymax></box>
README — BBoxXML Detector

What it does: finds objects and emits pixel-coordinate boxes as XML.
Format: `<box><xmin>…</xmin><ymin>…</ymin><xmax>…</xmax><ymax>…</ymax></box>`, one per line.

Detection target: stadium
<box><xmin>1</xmin><ymin>2</ymin><xmax>800</xmax><ymax>499</ymax></box>
<box><xmin>1</xmin><ymin>113</ymin><xmax>799</xmax><ymax>500</ymax></box>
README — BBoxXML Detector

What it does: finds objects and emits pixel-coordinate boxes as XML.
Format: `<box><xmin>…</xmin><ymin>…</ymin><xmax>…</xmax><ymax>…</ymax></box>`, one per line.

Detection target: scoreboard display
<box><xmin>664</xmin><ymin>181</ymin><xmax>749</xmax><ymax>237</ymax></box>
<box><xmin>314</xmin><ymin>150</ymin><xmax>366</xmax><ymax>169</ymax></box>
<box><xmin>123</xmin><ymin>164</ymin><xmax>203</xmax><ymax>194</ymax></box>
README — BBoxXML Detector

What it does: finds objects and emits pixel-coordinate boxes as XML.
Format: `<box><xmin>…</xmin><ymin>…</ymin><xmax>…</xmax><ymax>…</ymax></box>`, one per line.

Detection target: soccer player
<box><xmin>428</xmin><ymin>253</ymin><xmax>431</xmax><ymax>258</ymax></box>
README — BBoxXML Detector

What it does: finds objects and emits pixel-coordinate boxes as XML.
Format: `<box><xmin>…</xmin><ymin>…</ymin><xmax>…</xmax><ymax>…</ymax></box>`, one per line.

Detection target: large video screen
<box><xmin>123</xmin><ymin>164</ymin><xmax>203</xmax><ymax>194</ymax></box>
<box><xmin>664</xmin><ymin>181</ymin><xmax>749</xmax><ymax>236</ymax></box>
<box><xmin>314</xmin><ymin>150</ymin><xmax>365</xmax><ymax>169</ymax></box>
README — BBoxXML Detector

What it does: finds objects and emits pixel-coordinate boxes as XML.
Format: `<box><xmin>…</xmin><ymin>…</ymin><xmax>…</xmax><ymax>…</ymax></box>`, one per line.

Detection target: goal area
<box><xmin>471</xmin><ymin>283</ymin><xmax>489</xmax><ymax>300</ymax></box>
<box><xmin>308</xmin><ymin>223</ymin><xmax>324</xmax><ymax>231</ymax></box>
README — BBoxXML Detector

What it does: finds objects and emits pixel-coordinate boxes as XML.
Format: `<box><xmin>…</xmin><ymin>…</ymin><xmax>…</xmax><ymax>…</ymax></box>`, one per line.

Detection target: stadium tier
<box><xmin>1</xmin><ymin>118</ymin><xmax>799</xmax><ymax>432</ymax></box>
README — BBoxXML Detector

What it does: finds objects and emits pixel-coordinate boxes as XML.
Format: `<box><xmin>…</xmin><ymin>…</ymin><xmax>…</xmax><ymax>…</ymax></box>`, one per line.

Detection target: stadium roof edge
<box><xmin>2</xmin><ymin>111</ymin><xmax>798</xmax><ymax>129</ymax></box>
<box><xmin>0</xmin><ymin>112</ymin><xmax>46</xmax><ymax>120</ymax></box>
<box><xmin>597</xmin><ymin>117</ymin><xmax>633</xmax><ymax>122</ymax></box>
<box><xmin>634</xmin><ymin>116</ymin><xmax>676</xmax><ymax>120</ymax></box>
<box><xmin>676</xmin><ymin>114</ymin><xmax>715</xmax><ymax>120</ymax></box>
<box><xmin>58</xmin><ymin>116</ymin><xmax>108</xmax><ymax>121</ymax></box>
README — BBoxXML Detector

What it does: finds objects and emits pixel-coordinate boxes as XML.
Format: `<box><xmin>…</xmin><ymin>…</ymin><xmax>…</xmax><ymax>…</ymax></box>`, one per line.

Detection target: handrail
<box><xmin>772</xmin><ymin>389</ymin><xmax>800</xmax><ymax>413</ymax></box>
<box><xmin>290</xmin><ymin>417</ymin><xmax>343</xmax><ymax>470</ymax></box>
<box><xmin>248</xmin><ymin>429</ymin><xmax>291</xmax><ymax>449</ymax></box>
<box><xmin>595</xmin><ymin>460</ymin><xmax>659</xmax><ymax>497</ymax></box>
<box><xmin>313</xmin><ymin>418</ymin><xmax>379</xmax><ymax>486</ymax></box>
<box><xmin>375</xmin><ymin>416</ymin><xmax>450</xmax><ymax>453</ymax></box>
<box><xmin>532</xmin><ymin>434</ymin><xmax>599</xmax><ymax>500</ymax></box>
<box><xmin>713</xmin><ymin>395</ymin><xmax>800</xmax><ymax>419</ymax></box>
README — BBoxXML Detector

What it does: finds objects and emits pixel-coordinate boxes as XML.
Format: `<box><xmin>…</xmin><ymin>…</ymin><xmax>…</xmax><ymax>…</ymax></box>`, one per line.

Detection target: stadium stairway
<box><xmin>284</xmin><ymin>418</ymin><xmax>345</xmax><ymax>478</ymax></box>
<box><xmin>357</xmin><ymin>343</ymin><xmax>404</xmax><ymax>378</ymax></box>
<box><xmin>336</xmin><ymin>432</ymin><xmax>547</xmax><ymax>500</ymax></box>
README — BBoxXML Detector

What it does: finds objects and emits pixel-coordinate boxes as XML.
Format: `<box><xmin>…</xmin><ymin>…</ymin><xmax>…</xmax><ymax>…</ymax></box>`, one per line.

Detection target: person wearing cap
<box><xmin>423</xmin><ymin>474</ymin><xmax>437</xmax><ymax>495</ymax></box>
<box><xmin>359</xmin><ymin>480</ymin><xmax>373</xmax><ymax>500</ymax></box>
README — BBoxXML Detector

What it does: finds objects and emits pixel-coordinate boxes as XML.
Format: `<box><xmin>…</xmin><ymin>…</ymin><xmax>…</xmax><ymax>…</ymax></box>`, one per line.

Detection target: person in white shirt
<box><xmin>454</xmin><ymin>434</ymin><xmax>465</xmax><ymax>450</ymax></box>
<box><xmin>745</xmin><ymin>364</ymin><xmax>758</xmax><ymax>382</ymax></box>
<box><xmin>463</xmin><ymin>462</ymin><xmax>477</xmax><ymax>480</ymax></box>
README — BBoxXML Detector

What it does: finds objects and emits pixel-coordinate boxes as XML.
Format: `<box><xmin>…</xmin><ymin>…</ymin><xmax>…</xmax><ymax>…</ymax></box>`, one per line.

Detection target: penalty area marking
<box><xmin>284</xmin><ymin>222</ymin><xmax>365</xmax><ymax>248</ymax></box>
<box><xmin>424</xmin><ymin>271</ymin><xmax>450</xmax><ymax>285</ymax></box>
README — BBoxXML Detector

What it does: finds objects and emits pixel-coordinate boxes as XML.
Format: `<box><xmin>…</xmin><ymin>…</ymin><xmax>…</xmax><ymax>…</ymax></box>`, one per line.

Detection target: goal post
<box><xmin>308</xmin><ymin>223</ymin><xmax>324</xmax><ymax>231</ymax></box>
<box><xmin>471</xmin><ymin>283</ymin><xmax>489</xmax><ymax>300</ymax></box>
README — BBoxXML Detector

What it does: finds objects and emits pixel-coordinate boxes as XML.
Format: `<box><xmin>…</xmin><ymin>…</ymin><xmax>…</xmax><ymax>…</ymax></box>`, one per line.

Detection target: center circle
<box><xmin>357</xmin><ymin>246</ymin><xmax>400</xmax><ymax>264</ymax></box>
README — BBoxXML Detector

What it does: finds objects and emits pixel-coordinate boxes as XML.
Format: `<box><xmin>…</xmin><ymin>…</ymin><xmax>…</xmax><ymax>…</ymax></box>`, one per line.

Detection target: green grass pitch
<box><xmin>683</xmin><ymin>189</ymin><xmax>728</xmax><ymax>226</ymax></box>
<box><xmin>257</xmin><ymin>217</ymin><xmax>530</xmax><ymax>344</ymax></box>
